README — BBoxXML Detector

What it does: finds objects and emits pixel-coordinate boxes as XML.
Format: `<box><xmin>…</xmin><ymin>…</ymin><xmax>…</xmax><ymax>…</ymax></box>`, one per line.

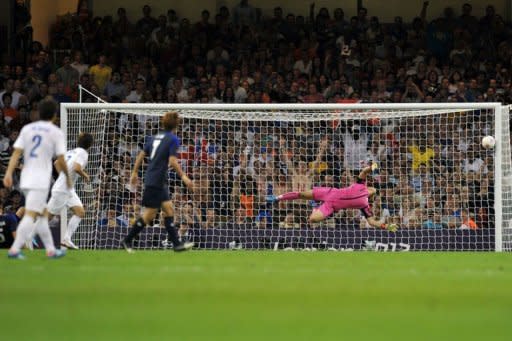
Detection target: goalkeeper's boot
<box><xmin>61</xmin><ymin>239</ymin><xmax>79</xmax><ymax>250</ymax></box>
<box><xmin>7</xmin><ymin>251</ymin><xmax>26</xmax><ymax>260</ymax></box>
<box><xmin>121</xmin><ymin>240</ymin><xmax>134</xmax><ymax>254</ymax></box>
<box><xmin>266</xmin><ymin>195</ymin><xmax>279</xmax><ymax>205</ymax></box>
<box><xmin>174</xmin><ymin>241</ymin><xmax>194</xmax><ymax>252</ymax></box>
<box><xmin>47</xmin><ymin>249</ymin><xmax>66</xmax><ymax>259</ymax></box>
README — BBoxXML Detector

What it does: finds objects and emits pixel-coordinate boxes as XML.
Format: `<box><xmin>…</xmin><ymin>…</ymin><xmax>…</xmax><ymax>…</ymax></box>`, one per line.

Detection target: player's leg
<box><xmin>34</xmin><ymin>210</ymin><xmax>63</xmax><ymax>258</ymax></box>
<box><xmin>123</xmin><ymin>186</ymin><xmax>160</xmax><ymax>251</ymax></box>
<box><xmin>47</xmin><ymin>191</ymin><xmax>74</xmax><ymax>249</ymax></box>
<box><xmin>267</xmin><ymin>190</ymin><xmax>314</xmax><ymax>203</ymax></box>
<box><xmin>13</xmin><ymin>206</ymin><xmax>39</xmax><ymax>251</ymax></box>
<box><xmin>63</xmin><ymin>205</ymin><xmax>85</xmax><ymax>250</ymax></box>
<box><xmin>308</xmin><ymin>202</ymin><xmax>333</xmax><ymax>225</ymax></box>
<box><xmin>161</xmin><ymin>200</ymin><xmax>194</xmax><ymax>252</ymax></box>
<box><xmin>8</xmin><ymin>208</ymin><xmax>37</xmax><ymax>259</ymax></box>
<box><xmin>31</xmin><ymin>189</ymin><xmax>65</xmax><ymax>258</ymax></box>
<box><xmin>9</xmin><ymin>190</ymin><xmax>64</xmax><ymax>259</ymax></box>
<box><xmin>122</xmin><ymin>207</ymin><xmax>157</xmax><ymax>252</ymax></box>
<box><xmin>63</xmin><ymin>192</ymin><xmax>85</xmax><ymax>249</ymax></box>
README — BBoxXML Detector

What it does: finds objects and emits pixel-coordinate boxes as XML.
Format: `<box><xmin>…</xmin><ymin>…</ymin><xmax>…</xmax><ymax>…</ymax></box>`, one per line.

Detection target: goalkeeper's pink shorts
<box><xmin>313</xmin><ymin>183</ymin><xmax>369</xmax><ymax>218</ymax></box>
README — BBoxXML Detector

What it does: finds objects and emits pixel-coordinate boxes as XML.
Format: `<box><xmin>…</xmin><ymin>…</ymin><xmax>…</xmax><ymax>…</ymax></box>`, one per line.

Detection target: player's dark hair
<box><xmin>38</xmin><ymin>99</ymin><xmax>57</xmax><ymax>120</ymax></box>
<box><xmin>162</xmin><ymin>111</ymin><xmax>179</xmax><ymax>131</ymax></box>
<box><xmin>77</xmin><ymin>132</ymin><xmax>94</xmax><ymax>150</ymax></box>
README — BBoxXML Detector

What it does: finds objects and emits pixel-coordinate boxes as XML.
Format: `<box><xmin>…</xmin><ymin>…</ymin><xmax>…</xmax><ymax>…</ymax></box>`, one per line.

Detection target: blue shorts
<box><xmin>142</xmin><ymin>186</ymin><xmax>170</xmax><ymax>208</ymax></box>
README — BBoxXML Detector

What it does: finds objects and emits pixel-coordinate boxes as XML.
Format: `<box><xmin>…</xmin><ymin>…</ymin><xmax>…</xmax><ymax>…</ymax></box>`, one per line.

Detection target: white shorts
<box><xmin>22</xmin><ymin>189</ymin><xmax>50</xmax><ymax>214</ymax></box>
<box><xmin>47</xmin><ymin>191</ymin><xmax>83</xmax><ymax>215</ymax></box>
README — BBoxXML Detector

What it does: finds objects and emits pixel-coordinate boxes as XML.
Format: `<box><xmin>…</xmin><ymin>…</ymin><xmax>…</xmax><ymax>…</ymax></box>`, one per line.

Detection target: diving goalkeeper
<box><xmin>267</xmin><ymin>163</ymin><xmax>398</xmax><ymax>232</ymax></box>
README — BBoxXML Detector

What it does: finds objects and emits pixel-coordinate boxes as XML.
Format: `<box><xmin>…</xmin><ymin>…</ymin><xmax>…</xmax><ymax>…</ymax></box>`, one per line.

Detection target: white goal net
<box><xmin>60</xmin><ymin>103</ymin><xmax>512</xmax><ymax>251</ymax></box>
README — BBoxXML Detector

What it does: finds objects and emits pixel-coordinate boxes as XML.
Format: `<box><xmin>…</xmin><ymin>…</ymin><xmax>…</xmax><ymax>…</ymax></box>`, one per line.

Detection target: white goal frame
<box><xmin>60</xmin><ymin>102</ymin><xmax>510</xmax><ymax>252</ymax></box>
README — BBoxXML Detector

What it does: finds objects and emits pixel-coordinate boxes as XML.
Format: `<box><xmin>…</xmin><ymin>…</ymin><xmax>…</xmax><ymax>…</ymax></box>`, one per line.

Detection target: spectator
<box><xmin>52</xmin><ymin>82</ymin><xmax>71</xmax><ymax>104</ymax></box>
<box><xmin>167</xmin><ymin>9</ymin><xmax>180</xmax><ymax>31</ymax></box>
<box><xmin>55</xmin><ymin>55</ymin><xmax>79</xmax><ymax>89</ymax></box>
<box><xmin>125</xmin><ymin>78</ymin><xmax>145</xmax><ymax>103</ymax></box>
<box><xmin>136</xmin><ymin>5</ymin><xmax>158</xmax><ymax>40</ymax></box>
<box><xmin>104</xmin><ymin>72</ymin><xmax>125</xmax><ymax>100</ymax></box>
<box><xmin>422</xmin><ymin>210</ymin><xmax>446</xmax><ymax>229</ymax></box>
<box><xmin>409</xmin><ymin>141</ymin><xmax>434</xmax><ymax>171</ymax></box>
<box><xmin>114</xmin><ymin>7</ymin><xmax>134</xmax><ymax>50</ymax></box>
<box><xmin>279</xmin><ymin>212</ymin><xmax>300</xmax><ymax>228</ymax></box>
<box><xmin>203</xmin><ymin>208</ymin><xmax>217</xmax><ymax>229</ymax></box>
<box><xmin>33</xmin><ymin>50</ymin><xmax>51</xmax><ymax>82</ymax></box>
<box><xmin>303</xmin><ymin>83</ymin><xmax>324</xmax><ymax>103</ymax></box>
<box><xmin>89</xmin><ymin>54</ymin><xmax>112</xmax><ymax>93</ymax></box>
<box><xmin>233</xmin><ymin>76</ymin><xmax>247</xmax><ymax>103</ymax></box>
<box><xmin>343</xmin><ymin>125</ymin><xmax>369</xmax><ymax>171</ymax></box>
<box><xmin>459</xmin><ymin>210</ymin><xmax>478</xmax><ymax>230</ymax></box>
<box><xmin>98</xmin><ymin>207</ymin><xmax>128</xmax><ymax>228</ymax></box>
<box><xmin>1</xmin><ymin>93</ymin><xmax>19</xmax><ymax>122</ymax></box>
<box><xmin>462</xmin><ymin>148</ymin><xmax>488</xmax><ymax>174</ymax></box>
<box><xmin>0</xmin><ymin>79</ymin><xmax>22</xmax><ymax>109</ymax></box>
<box><xmin>233</xmin><ymin>0</ymin><xmax>257</xmax><ymax>27</ymax></box>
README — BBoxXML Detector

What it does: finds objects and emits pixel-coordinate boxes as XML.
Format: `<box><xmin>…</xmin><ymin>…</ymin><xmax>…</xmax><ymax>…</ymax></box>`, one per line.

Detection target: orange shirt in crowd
<box><xmin>461</xmin><ymin>218</ymin><xmax>478</xmax><ymax>230</ymax></box>
<box><xmin>2</xmin><ymin>108</ymin><xmax>18</xmax><ymax>121</ymax></box>
<box><xmin>240</xmin><ymin>194</ymin><xmax>254</xmax><ymax>218</ymax></box>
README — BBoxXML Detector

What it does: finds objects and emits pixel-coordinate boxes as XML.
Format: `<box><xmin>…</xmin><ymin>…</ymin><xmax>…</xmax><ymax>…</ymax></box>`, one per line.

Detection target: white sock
<box><xmin>34</xmin><ymin>216</ymin><xmax>56</xmax><ymax>254</ymax></box>
<box><xmin>9</xmin><ymin>216</ymin><xmax>36</xmax><ymax>253</ymax></box>
<box><xmin>65</xmin><ymin>215</ymin><xmax>82</xmax><ymax>241</ymax></box>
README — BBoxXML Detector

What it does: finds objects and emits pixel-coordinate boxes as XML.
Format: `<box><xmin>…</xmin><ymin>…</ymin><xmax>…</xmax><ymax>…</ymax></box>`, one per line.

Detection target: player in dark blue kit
<box><xmin>0</xmin><ymin>206</ymin><xmax>19</xmax><ymax>249</ymax></box>
<box><xmin>122</xmin><ymin>112</ymin><xmax>195</xmax><ymax>252</ymax></box>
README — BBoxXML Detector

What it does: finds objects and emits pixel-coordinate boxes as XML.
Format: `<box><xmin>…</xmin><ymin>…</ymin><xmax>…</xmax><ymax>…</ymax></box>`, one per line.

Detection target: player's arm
<box><xmin>55</xmin><ymin>154</ymin><xmax>72</xmax><ymax>189</ymax></box>
<box><xmin>130</xmin><ymin>150</ymin><xmax>146</xmax><ymax>186</ymax></box>
<box><xmin>366</xmin><ymin>216</ymin><xmax>398</xmax><ymax>232</ymax></box>
<box><xmin>3</xmin><ymin>148</ymin><xmax>23</xmax><ymax>188</ymax></box>
<box><xmin>358</xmin><ymin>165</ymin><xmax>373</xmax><ymax>180</ymax></box>
<box><xmin>73</xmin><ymin>162</ymin><xmax>90</xmax><ymax>182</ymax></box>
<box><xmin>169</xmin><ymin>156</ymin><xmax>194</xmax><ymax>192</ymax></box>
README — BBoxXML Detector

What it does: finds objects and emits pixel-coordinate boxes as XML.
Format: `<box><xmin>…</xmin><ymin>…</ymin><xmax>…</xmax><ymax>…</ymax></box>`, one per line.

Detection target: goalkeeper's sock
<box><xmin>277</xmin><ymin>192</ymin><xmax>300</xmax><ymax>201</ymax></box>
<box><xmin>124</xmin><ymin>217</ymin><xmax>145</xmax><ymax>244</ymax></box>
<box><xmin>164</xmin><ymin>217</ymin><xmax>181</xmax><ymax>246</ymax></box>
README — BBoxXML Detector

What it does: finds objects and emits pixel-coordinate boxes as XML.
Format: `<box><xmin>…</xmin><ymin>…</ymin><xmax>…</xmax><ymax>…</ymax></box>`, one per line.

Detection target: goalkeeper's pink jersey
<box><xmin>313</xmin><ymin>179</ymin><xmax>372</xmax><ymax>218</ymax></box>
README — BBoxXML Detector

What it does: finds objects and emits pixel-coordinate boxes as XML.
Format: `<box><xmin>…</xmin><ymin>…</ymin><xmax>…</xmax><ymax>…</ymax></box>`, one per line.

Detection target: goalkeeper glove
<box><xmin>381</xmin><ymin>223</ymin><xmax>398</xmax><ymax>233</ymax></box>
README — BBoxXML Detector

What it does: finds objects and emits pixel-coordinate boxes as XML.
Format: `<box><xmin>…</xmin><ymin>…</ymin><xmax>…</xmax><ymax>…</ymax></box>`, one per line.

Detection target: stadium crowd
<box><xmin>0</xmin><ymin>1</ymin><xmax>506</xmax><ymax>234</ymax></box>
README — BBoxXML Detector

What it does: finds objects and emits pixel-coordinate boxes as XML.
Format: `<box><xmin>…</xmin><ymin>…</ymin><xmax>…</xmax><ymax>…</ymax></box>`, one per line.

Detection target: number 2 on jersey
<box><xmin>150</xmin><ymin>138</ymin><xmax>162</xmax><ymax>160</ymax></box>
<box><xmin>30</xmin><ymin>135</ymin><xmax>42</xmax><ymax>158</ymax></box>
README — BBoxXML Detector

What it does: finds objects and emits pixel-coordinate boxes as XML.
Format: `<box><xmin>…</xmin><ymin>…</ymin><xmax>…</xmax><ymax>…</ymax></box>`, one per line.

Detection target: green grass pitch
<box><xmin>1</xmin><ymin>251</ymin><xmax>512</xmax><ymax>340</ymax></box>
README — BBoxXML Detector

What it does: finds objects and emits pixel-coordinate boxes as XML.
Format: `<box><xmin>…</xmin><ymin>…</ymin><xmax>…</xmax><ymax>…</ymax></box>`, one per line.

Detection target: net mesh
<box><xmin>61</xmin><ymin>104</ymin><xmax>509</xmax><ymax>251</ymax></box>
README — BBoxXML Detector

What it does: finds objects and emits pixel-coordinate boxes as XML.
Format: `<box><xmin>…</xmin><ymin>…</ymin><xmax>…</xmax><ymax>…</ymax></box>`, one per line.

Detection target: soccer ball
<box><xmin>482</xmin><ymin>136</ymin><xmax>496</xmax><ymax>149</ymax></box>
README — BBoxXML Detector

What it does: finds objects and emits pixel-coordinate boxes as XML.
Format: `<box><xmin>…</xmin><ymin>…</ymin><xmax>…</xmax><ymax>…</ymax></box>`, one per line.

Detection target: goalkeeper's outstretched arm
<box><xmin>366</xmin><ymin>216</ymin><xmax>398</xmax><ymax>232</ymax></box>
<box><xmin>358</xmin><ymin>165</ymin><xmax>373</xmax><ymax>180</ymax></box>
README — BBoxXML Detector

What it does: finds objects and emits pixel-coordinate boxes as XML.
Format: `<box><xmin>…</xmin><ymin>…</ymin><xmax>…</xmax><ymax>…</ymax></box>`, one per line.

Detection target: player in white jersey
<box><xmin>3</xmin><ymin>99</ymin><xmax>71</xmax><ymax>259</ymax></box>
<box><xmin>47</xmin><ymin>133</ymin><xmax>93</xmax><ymax>250</ymax></box>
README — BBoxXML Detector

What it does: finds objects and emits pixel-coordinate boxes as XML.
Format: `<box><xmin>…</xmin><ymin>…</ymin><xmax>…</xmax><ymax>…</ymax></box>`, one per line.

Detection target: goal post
<box><xmin>60</xmin><ymin>102</ymin><xmax>511</xmax><ymax>251</ymax></box>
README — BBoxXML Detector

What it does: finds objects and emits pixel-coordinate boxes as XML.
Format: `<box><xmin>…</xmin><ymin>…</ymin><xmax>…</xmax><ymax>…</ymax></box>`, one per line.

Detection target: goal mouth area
<box><xmin>60</xmin><ymin>102</ymin><xmax>510</xmax><ymax>251</ymax></box>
